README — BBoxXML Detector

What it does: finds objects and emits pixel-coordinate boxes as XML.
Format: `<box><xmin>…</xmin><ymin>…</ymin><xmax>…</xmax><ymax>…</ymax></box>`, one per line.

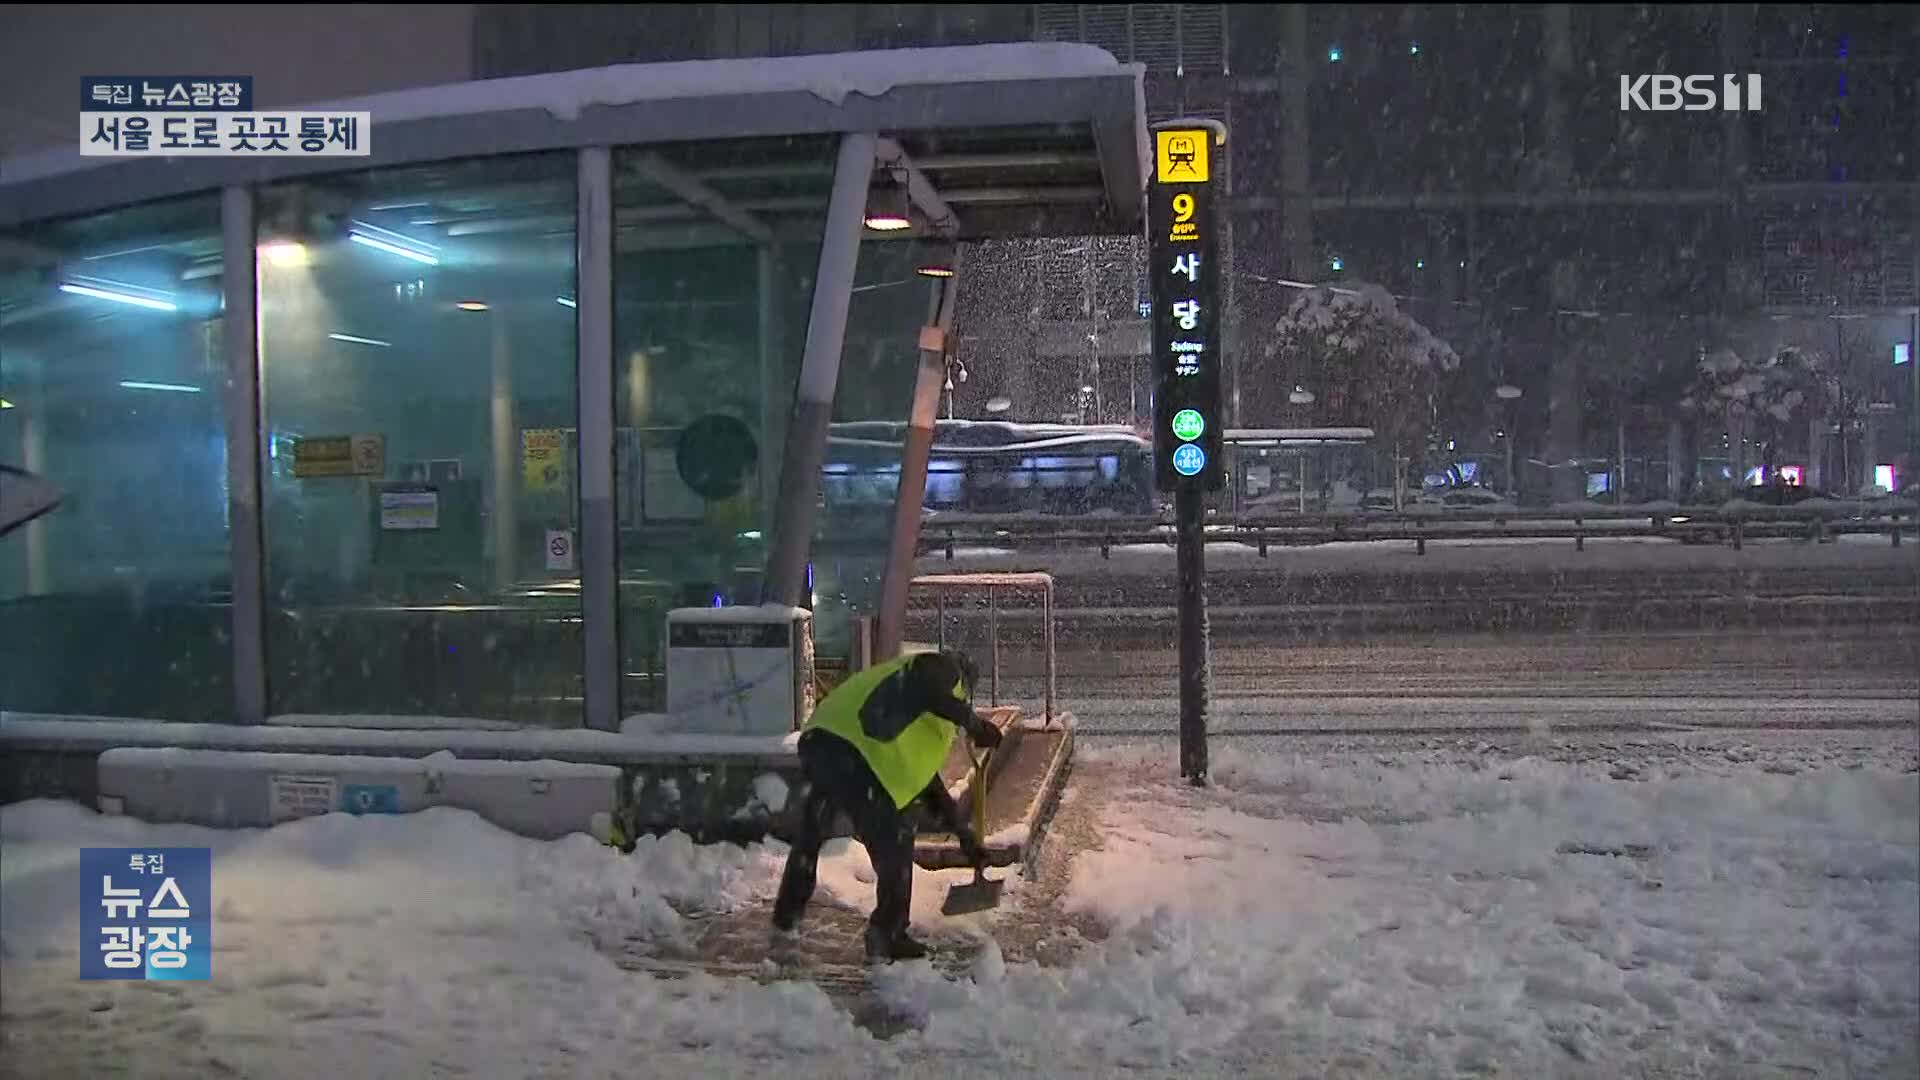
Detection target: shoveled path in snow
<box><xmin>609</xmin><ymin>761</ymin><xmax>1118</xmax><ymax>1037</ymax></box>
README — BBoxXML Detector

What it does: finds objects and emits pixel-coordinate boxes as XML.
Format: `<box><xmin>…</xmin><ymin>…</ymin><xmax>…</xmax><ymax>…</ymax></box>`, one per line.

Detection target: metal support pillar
<box><xmin>1279</xmin><ymin>5</ymin><xmax>1314</xmax><ymax>285</ymax></box>
<box><xmin>850</xmin><ymin>615</ymin><xmax>874</xmax><ymax>671</ymax></box>
<box><xmin>1042</xmin><ymin>582</ymin><xmax>1055</xmax><ymax>725</ymax></box>
<box><xmin>1175</xmin><ymin>485</ymin><xmax>1209</xmax><ymax>783</ymax></box>
<box><xmin>987</xmin><ymin>586</ymin><xmax>999</xmax><ymax>706</ymax></box>
<box><xmin>488</xmin><ymin>312</ymin><xmax>518</xmax><ymax>593</ymax></box>
<box><xmin>577</xmin><ymin>146</ymin><xmax>619</xmax><ymax>731</ymax></box>
<box><xmin>875</xmin><ymin>268</ymin><xmax>961</xmax><ymax>659</ymax></box>
<box><xmin>763</xmin><ymin>132</ymin><xmax>877</xmax><ymax>608</ymax></box>
<box><xmin>222</xmin><ymin>184</ymin><xmax>267</xmax><ymax>724</ymax></box>
<box><xmin>19</xmin><ymin>383</ymin><xmax>49</xmax><ymax>594</ymax></box>
<box><xmin>1541</xmin><ymin>4</ymin><xmax>1584</xmax><ymax>504</ymax></box>
<box><xmin>756</xmin><ymin>247</ymin><xmax>781</xmax><ymax>535</ymax></box>
<box><xmin>1909</xmin><ymin>306</ymin><xmax>1919</xmax><ymax>478</ymax></box>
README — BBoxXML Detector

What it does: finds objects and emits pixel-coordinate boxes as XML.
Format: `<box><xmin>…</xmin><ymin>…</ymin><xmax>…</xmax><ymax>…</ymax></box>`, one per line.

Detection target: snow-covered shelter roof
<box><xmin>0</xmin><ymin>44</ymin><xmax>1150</xmax><ymax>237</ymax></box>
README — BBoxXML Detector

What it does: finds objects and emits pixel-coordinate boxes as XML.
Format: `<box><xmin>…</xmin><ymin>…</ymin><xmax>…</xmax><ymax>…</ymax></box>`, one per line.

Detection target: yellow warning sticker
<box><xmin>1155</xmin><ymin>129</ymin><xmax>1210</xmax><ymax>184</ymax></box>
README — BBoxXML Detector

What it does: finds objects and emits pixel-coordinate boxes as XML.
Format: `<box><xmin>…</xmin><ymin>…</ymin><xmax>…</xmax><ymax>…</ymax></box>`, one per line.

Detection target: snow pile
<box><xmin>752</xmin><ymin>772</ymin><xmax>791</xmax><ymax>815</ymax></box>
<box><xmin>0</xmin><ymin>802</ymin><xmax>823</xmax><ymax>1077</ymax></box>
<box><xmin>1055</xmin><ymin>746</ymin><xmax>1920</xmax><ymax>1074</ymax></box>
<box><xmin>985</xmin><ymin>822</ymin><xmax>1031</xmax><ymax>848</ymax></box>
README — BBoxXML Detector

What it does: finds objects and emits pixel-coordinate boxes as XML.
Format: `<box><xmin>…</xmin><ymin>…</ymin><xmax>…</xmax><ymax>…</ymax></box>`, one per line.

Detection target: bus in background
<box><xmin>823</xmin><ymin>420</ymin><xmax>1155</xmax><ymax>520</ymax></box>
<box><xmin>822</xmin><ymin>421</ymin><xmax>1378</xmax><ymax>520</ymax></box>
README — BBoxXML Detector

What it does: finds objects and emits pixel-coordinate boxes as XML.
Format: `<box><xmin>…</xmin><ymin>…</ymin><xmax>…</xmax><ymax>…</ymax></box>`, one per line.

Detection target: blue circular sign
<box><xmin>1171</xmin><ymin>443</ymin><xmax>1206</xmax><ymax>477</ymax></box>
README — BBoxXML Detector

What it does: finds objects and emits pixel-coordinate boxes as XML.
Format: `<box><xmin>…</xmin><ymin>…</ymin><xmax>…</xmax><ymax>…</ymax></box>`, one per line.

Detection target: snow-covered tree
<box><xmin>1266</xmin><ymin>283</ymin><xmax>1461</xmax><ymax>509</ymax></box>
<box><xmin>1680</xmin><ymin>344</ymin><xmax>1823</xmax><ymax>478</ymax></box>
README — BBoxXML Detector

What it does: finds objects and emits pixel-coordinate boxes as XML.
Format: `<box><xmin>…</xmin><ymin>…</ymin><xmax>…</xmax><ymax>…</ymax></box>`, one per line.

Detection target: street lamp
<box><xmin>1495</xmin><ymin>384</ymin><xmax>1523</xmax><ymax>501</ymax></box>
<box><xmin>944</xmin><ymin>356</ymin><xmax>968</xmax><ymax>420</ymax></box>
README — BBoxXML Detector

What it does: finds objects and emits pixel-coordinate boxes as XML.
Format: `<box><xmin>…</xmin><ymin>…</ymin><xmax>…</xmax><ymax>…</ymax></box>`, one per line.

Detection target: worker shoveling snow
<box><xmin>771</xmin><ymin>648</ymin><xmax>1006</xmax><ymax>962</ymax></box>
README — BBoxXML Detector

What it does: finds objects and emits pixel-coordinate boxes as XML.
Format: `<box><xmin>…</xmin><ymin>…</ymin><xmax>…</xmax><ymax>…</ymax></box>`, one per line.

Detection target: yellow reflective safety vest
<box><xmin>805</xmin><ymin>653</ymin><xmax>964</xmax><ymax>810</ymax></box>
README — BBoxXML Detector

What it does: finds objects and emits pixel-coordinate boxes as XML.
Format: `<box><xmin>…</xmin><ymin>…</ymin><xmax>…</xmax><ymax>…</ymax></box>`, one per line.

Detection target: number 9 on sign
<box><xmin>1172</xmin><ymin>443</ymin><xmax>1206</xmax><ymax>477</ymax></box>
<box><xmin>1172</xmin><ymin>193</ymin><xmax>1195</xmax><ymax>222</ymax></box>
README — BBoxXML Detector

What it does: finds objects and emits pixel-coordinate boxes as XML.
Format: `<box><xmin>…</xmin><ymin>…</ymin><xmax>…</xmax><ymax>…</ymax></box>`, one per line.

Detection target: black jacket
<box><xmin>856</xmin><ymin>651</ymin><xmax>995</xmax><ymax>745</ymax></box>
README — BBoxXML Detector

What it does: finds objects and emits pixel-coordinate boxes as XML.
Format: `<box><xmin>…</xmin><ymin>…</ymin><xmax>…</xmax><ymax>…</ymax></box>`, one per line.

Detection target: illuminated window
<box><xmin>257</xmin><ymin>153</ymin><xmax>580</xmax><ymax>724</ymax></box>
<box><xmin>1</xmin><ymin>196</ymin><xmax>230</xmax><ymax>721</ymax></box>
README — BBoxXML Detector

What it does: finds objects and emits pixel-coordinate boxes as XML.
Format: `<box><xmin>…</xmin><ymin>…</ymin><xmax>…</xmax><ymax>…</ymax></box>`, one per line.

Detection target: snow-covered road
<box><xmin>3</xmin><ymin>733</ymin><xmax>1915</xmax><ymax>1079</ymax></box>
<box><xmin>946</xmin><ymin>626</ymin><xmax>1920</xmax><ymax>717</ymax></box>
<box><xmin>1070</xmin><ymin>693</ymin><xmax>1920</xmax><ymax>737</ymax></box>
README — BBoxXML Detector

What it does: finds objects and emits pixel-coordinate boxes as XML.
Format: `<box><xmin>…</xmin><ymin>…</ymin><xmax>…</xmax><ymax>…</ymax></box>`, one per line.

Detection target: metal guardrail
<box><xmin>907</xmin><ymin>572</ymin><xmax>1056</xmax><ymax>727</ymax></box>
<box><xmin>918</xmin><ymin>501</ymin><xmax>1916</xmax><ymax>559</ymax></box>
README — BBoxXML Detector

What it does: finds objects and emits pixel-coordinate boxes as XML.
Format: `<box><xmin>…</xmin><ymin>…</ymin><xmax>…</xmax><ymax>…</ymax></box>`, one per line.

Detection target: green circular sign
<box><xmin>1171</xmin><ymin>409</ymin><xmax>1206</xmax><ymax>442</ymax></box>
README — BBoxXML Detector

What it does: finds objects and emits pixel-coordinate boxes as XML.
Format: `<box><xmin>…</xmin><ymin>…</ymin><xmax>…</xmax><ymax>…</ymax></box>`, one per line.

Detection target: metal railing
<box><xmin>918</xmin><ymin>500</ymin><xmax>1916</xmax><ymax>559</ymax></box>
<box><xmin>908</xmin><ymin>572</ymin><xmax>1056</xmax><ymax>727</ymax></box>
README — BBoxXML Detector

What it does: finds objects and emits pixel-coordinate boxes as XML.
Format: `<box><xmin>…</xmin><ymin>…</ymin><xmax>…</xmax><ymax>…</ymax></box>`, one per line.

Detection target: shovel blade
<box><xmin>940</xmin><ymin>873</ymin><xmax>1005</xmax><ymax>916</ymax></box>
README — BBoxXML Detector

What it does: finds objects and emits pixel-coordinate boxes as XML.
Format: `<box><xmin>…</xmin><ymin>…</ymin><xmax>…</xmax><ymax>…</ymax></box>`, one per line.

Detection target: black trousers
<box><xmin>772</xmin><ymin>729</ymin><xmax>967</xmax><ymax>936</ymax></box>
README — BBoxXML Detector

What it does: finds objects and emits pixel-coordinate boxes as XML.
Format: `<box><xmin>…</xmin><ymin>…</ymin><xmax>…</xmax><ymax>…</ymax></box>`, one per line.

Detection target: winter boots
<box><xmin>864</xmin><ymin>923</ymin><xmax>929</xmax><ymax>962</ymax></box>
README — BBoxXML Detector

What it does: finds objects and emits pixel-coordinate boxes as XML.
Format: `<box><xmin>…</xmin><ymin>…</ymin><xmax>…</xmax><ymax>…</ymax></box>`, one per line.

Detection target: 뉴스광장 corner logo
<box><xmin>80</xmin><ymin>847</ymin><xmax>212</xmax><ymax>981</ymax></box>
<box><xmin>1620</xmin><ymin>74</ymin><xmax>1762</xmax><ymax>112</ymax></box>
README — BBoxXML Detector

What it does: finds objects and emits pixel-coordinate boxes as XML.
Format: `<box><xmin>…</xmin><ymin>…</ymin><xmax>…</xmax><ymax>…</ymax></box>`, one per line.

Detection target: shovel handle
<box><xmin>969</xmin><ymin>746</ymin><xmax>987</xmax><ymax>849</ymax></box>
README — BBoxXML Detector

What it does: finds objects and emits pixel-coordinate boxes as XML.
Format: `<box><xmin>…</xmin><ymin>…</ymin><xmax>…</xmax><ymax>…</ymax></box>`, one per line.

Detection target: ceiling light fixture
<box><xmin>58</xmin><ymin>282</ymin><xmax>178</xmax><ymax>312</ymax></box>
<box><xmin>349</xmin><ymin>232</ymin><xmax>440</xmax><ymax>266</ymax></box>
<box><xmin>863</xmin><ymin>175</ymin><xmax>913</xmax><ymax>232</ymax></box>
<box><xmin>119</xmin><ymin>380</ymin><xmax>202</xmax><ymax>393</ymax></box>
<box><xmin>915</xmin><ymin>239</ymin><xmax>957</xmax><ymax>278</ymax></box>
<box><xmin>259</xmin><ymin>242</ymin><xmax>310</xmax><ymax>268</ymax></box>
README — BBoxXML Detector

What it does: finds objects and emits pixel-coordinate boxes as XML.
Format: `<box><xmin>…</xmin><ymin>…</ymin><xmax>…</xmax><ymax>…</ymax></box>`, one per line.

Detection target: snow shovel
<box><xmin>941</xmin><ymin>746</ymin><xmax>1005</xmax><ymax>916</ymax></box>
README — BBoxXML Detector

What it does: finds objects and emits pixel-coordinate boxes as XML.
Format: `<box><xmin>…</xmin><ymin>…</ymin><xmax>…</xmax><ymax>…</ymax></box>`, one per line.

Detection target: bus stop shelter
<box><xmin>0</xmin><ymin>43</ymin><xmax>1148</xmax><ymax>741</ymax></box>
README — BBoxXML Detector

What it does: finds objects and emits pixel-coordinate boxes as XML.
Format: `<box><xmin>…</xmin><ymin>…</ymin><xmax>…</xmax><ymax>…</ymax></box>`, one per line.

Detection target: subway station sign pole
<box><xmin>1148</xmin><ymin>119</ymin><xmax>1225</xmax><ymax>785</ymax></box>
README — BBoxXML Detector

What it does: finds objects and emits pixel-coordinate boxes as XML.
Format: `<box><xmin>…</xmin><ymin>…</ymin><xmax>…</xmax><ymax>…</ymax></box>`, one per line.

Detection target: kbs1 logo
<box><xmin>1620</xmin><ymin>74</ymin><xmax>1763</xmax><ymax>112</ymax></box>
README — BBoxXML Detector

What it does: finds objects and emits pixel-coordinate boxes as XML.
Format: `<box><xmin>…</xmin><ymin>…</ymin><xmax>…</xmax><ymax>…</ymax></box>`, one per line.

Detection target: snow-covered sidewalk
<box><xmin>3</xmin><ymin>744</ymin><xmax>1915</xmax><ymax>1078</ymax></box>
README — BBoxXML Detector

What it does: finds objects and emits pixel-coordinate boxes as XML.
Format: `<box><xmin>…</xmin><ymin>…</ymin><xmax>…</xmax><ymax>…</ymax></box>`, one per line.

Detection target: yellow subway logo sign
<box><xmin>1155</xmin><ymin>130</ymin><xmax>1210</xmax><ymax>184</ymax></box>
